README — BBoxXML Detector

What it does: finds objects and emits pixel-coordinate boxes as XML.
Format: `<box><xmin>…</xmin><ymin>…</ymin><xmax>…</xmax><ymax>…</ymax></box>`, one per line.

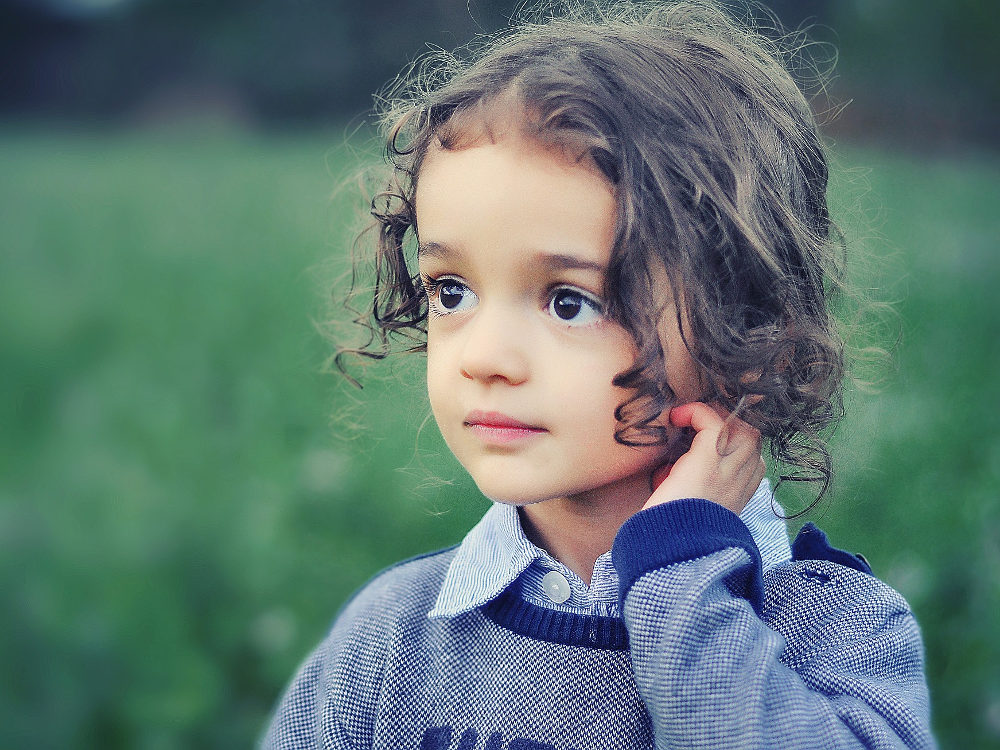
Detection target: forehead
<box><xmin>419</xmin><ymin>128</ymin><xmax>610</xmax><ymax>194</ymax></box>
<box><xmin>414</xmin><ymin>134</ymin><xmax>617</xmax><ymax>275</ymax></box>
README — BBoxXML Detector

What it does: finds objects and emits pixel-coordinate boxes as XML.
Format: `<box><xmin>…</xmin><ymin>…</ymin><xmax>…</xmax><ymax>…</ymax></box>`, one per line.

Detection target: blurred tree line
<box><xmin>2</xmin><ymin>0</ymin><xmax>997</xmax><ymax>146</ymax></box>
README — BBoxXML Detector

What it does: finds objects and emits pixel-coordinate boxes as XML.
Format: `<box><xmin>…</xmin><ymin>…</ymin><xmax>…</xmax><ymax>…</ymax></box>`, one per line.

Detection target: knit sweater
<box><xmin>262</xmin><ymin>499</ymin><xmax>935</xmax><ymax>749</ymax></box>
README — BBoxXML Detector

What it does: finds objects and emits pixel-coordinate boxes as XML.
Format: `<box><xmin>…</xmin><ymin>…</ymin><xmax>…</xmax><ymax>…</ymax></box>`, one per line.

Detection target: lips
<box><xmin>463</xmin><ymin>410</ymin><xmax>546</xmax><ymax>444</ymax></box>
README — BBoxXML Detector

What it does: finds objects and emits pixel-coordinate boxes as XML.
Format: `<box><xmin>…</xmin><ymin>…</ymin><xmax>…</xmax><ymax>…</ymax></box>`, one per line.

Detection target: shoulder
<box><xmin>762</xmin><ymin>557</ymin><xmax>932</xmax><ymax>735</ymax></box>
<box><xmin>317</xmin><ymin>545</ymin><xmax>457</xmax><ymax>674</ymax></box>
<box><xmin>322</xmin><ymin>545</ymin><xmax>459</xmax><ymax>663</ymax></box>
<box><xmin>337</xmin><ymin>545</ymin><xmax>458</xmax><ymax>622</ymax></box>
<box><xmin>262</xmin><ymin>547</ymin><xmax>459</xmax><ymax>748</ymax></box>
<box><xmin>763</xmin><ymin>524</ymin><xmax>919</xmax><ymax>653</ymax></box>
<box><xmin>762</xmin><ymin>539</ymin><xmax>930</xmax><ymax>710</ymax></box>
<box><xmin>763</xmin><ymin>557</ymin><xmax>913</xmax><ymax>641</ymax></box>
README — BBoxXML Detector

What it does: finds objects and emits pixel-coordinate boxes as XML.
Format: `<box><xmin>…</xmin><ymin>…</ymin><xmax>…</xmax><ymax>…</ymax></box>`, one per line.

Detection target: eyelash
<box><xmin>421</xmin><ymin>274</ymin><xmax>470</xmax><ymax>317</ymax></box>
<box><xmin>420</xmin><ymin>274</ymin><xmax>605</xmax><ymax>326</ymax></box>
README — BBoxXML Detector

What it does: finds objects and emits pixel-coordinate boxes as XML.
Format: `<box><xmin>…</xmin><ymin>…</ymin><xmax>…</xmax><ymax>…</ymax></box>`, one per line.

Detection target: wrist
<box><xmin>613</xmin><ymin>499</ymin><xmax>764</xmax><ymax>613</ymax></box>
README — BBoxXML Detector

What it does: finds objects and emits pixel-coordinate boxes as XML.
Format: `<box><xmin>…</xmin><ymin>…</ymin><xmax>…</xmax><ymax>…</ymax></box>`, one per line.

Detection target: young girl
<box><xmin>264</xmin><ymin>2</ymin><xmax>934</xmax><ymax>747</ymax></box>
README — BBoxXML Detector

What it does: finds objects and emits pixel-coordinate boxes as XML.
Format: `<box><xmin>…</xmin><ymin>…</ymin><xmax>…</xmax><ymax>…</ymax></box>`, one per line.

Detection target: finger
<box><xmin>718</xmin><ymin>418</ymin><xmax>764</xmax><ymax>459</ymax></box>
<box><xmin>668</xmin><ymin>402</ymin><xmax>726</xmax><ymax>433</ymax></box>
<box><xmin>699</xmin><ymin>402</ymin><xmax>736</xmax><ymax>457</ymax></box>
<box><xmin>714</xmin><ymin>404</ymin><xmax>762</xmax><ymax>459</ymax></box>
<box><xmin>727</xmin><ymin>415</ymin><xmax>762</xmax><ymax>451</ymax></box>
<box><xmin>671</xmin><ymin>402</ymin><xmax>747</xmax><ymax>457</ymax></box>
<box><xmin>715</xmin><ymin>420</ymin><xmax>733</xmax><ymax>457</ymax></box>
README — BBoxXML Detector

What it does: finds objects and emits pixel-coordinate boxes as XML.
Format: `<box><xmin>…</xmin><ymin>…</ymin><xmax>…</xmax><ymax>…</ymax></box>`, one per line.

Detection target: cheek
<box><xmin>424</xmin><ymin>338</ymin><xmax>448</xmax><ymax>416</ymax></box>
<box><xmin>562</xmin><ymin>339</ymin><xmax>636</xmax><ymax>428</ymax></box>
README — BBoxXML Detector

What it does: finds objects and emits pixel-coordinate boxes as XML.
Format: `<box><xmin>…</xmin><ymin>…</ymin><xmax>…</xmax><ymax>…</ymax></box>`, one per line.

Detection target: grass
<box><xmin>1</xmin><ymin>125</ymin><xmax>997</xmax><ymax>748</ymax></box>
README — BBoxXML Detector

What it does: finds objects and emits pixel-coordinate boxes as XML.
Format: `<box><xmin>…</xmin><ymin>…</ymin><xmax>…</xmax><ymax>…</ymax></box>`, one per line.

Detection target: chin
<box><xmin>476</xmin><ymin>484</ymin><xmax>557</xmax><ymax>507</ymax></box>
<box><xmin>472</xmin><ymin>473</ymin><xmax>646</xmax><ymax>508</ymax></box>
<box><xmin>467</xmin><ymin>473</ymin><xmax>563</xmax><ymax>506</ymax></box>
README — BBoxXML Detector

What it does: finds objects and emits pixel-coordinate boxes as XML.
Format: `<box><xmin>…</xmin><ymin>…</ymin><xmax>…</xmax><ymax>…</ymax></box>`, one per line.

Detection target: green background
<box><xmin>1</xmin><ymin>126</ymin><xmax>997</xmax><ymax>747</ymax></box>
<box><xmin>5</xmin><ymin>1</ymin><xmax>999</xmax><ymax>747</ymax></box>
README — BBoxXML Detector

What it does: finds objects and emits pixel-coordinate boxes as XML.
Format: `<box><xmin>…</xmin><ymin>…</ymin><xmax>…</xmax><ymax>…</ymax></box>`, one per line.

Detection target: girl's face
<box><xmin>416</xmin><ymin>131</ymin><xmax>699</xmax><ymax>509</ymax></box>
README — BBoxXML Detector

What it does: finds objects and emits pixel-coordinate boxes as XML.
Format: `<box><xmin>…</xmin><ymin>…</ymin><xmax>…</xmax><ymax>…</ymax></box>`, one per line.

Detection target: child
<box><xmin>264</xmin><ymin>1</ymin><xmax>935</xmax><ymax>747</ymax></box>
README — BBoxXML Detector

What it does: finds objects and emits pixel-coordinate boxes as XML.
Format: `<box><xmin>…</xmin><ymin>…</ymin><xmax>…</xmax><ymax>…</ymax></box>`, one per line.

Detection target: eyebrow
<box><xmin>418</xmin><ymin>240</ymin><xmax>606</xmax><ymax>274</ymax></box>
<box><xmin>417</xmin><ymin>241</ymin><xmax>454</xmax><ymax>259</ymax></box>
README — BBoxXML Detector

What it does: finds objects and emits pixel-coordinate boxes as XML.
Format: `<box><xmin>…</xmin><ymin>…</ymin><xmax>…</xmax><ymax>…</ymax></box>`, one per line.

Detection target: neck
<box><xmin>518</xmin><ymin>474</ymin><xmax>650</xmax><ymax>586</ymax></box>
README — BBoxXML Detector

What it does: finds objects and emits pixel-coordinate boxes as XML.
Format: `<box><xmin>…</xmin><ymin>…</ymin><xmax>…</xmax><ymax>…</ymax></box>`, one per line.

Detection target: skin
<box><xmin>415</xmin><ymin>129</ymin><xmax>765</xmax><ymax>584</ymax></box>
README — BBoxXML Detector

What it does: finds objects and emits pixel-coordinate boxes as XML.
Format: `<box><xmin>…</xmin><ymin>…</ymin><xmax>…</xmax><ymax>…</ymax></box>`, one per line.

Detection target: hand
<box><xmin>644</xmin><ymin>402</ymin><xmax>765</xmax><ymax>515</ymax></box>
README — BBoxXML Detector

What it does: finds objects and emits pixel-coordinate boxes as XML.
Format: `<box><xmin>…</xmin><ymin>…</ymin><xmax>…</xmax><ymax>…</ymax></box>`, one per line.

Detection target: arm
<box><xmin>614</xmin><ymin>500</ymin><xmax>935</xmax><ymax>749</ymax></box>
<box><xmin>615</xmin><ymin>403</ymin><xmax>935</xmax><ymax>749</ymax></box>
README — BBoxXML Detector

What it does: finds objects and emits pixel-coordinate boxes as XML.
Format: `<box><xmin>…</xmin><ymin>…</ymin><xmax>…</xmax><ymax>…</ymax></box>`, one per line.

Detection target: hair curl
<box><xmin>339</xmin><ymin>0</ymin><xmax>847</xmax><ymax>507</ymax></box>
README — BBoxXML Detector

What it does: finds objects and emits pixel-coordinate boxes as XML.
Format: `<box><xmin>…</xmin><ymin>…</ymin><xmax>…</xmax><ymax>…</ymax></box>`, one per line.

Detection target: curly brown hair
<box><xmin>340</xmin><ymin>0</ymin><xmax>847</xmax><ymax>505</ymax></box>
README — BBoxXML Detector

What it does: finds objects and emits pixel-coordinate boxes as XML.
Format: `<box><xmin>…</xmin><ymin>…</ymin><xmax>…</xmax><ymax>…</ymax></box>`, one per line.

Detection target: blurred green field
<box><xmin>1</xmin><ymin>127</ymin><xmax>997</xmax><ymax>748</ymax></box>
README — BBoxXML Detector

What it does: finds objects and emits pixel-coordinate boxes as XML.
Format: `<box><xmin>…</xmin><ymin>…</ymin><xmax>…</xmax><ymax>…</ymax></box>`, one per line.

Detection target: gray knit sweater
<box><xmin>263</xmin><ymin>499</ymin><xmax>935</xmax><ymax>749</ymax></box>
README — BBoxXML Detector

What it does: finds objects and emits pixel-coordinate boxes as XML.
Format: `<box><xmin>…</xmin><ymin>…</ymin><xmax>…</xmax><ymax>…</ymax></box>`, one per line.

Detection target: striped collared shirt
<box><xmin>429</xmin><ymin>478</ymin><xmax>791</xmax><ymax>619</ymax></box>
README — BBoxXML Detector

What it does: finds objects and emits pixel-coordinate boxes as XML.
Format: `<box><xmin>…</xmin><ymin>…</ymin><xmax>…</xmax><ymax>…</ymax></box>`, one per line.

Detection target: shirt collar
<box><xmin>429</xmin><ymin>478</ymin><xmax>791</xmax><ymax>619</ymax></box>
<box><xmin>741</xmin><ymin>478</ymin><xmax>793</xmax><ymax>574</ymax></box>
<box><xmin>428</xmin><ymin>501</ymin><xmax>539</xmax><ymax>618</ymax></box>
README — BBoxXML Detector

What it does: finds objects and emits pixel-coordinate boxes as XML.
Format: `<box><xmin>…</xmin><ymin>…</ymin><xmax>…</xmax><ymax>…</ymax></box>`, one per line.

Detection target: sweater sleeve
<box><xmin>612</xmin><ymin>499</ymin><xmax>936</xmax><ymax>750</ymax></box>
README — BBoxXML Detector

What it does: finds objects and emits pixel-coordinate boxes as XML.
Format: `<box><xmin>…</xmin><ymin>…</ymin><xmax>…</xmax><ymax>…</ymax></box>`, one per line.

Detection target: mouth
<box><xmin>463</xmin><ymin>410</ymin><xmax>547</xmax><ymax>444</ymax></box>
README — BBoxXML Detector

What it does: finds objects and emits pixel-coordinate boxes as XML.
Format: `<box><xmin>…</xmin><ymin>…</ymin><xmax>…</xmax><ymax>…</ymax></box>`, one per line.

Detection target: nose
<box><xmin>458</xmin><ymin>305</ymin><xmax>530</xmax><ymax>385</ymax></box>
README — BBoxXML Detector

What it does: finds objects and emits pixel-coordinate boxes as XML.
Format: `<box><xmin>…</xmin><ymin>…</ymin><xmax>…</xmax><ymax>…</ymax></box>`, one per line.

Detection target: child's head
<box><xmin>352</xmin><ymin>0</ymin><xmax>845</xmax><ymax>501</ymax></box>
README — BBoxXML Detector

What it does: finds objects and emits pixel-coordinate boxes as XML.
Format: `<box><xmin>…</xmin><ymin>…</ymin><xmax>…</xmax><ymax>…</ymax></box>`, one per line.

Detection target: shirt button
<box><xmin>542</xmin><ymin>571</ymin><xmax>571</xmax><ymax>604</ymax></box>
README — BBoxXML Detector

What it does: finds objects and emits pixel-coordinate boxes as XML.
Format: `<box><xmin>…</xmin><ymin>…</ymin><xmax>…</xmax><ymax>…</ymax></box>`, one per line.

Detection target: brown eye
<box><xmin>548</xmin><ymin>288</ymin><xmax>604</xmax><ymax>326</ymax></box>
<box><xmin>552</xmin><ymin>290</ymin><xmax>582</xmax><ymax>319</ymax></box>
<box><xmin>440</xmin><ymin>282</ymin><xmax>467</xmax><ymax>309</ymax></box>
<box><xmin>425</xmin><ymin>277</ymin><xmax>477</xmax><ymax>314</ymax></box>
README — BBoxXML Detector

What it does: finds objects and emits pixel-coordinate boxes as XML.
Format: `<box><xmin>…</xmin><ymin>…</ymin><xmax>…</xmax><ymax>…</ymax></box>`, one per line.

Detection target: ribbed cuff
<box><xmin>612</xmin><ymin>499</ymin><xmax>764</xmax><ymax>613</ymax></box>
